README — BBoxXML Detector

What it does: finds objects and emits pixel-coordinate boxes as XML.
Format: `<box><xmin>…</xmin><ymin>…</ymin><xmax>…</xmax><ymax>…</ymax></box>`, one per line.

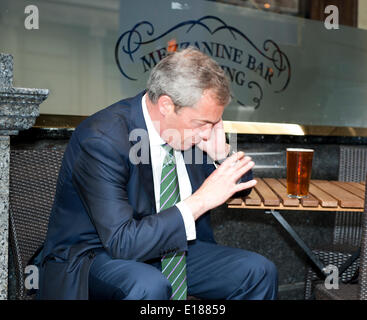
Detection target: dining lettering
<box><xmin>140</xmin><ymin>41</ymin><xmax>274</xmax><ymax>88</ymax></box>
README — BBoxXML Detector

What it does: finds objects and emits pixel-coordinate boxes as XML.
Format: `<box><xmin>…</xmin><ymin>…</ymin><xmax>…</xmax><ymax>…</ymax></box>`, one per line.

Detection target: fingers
<box><xmin>214</xmin><ymin>151</ymin><xmax>255</xmax><ymax>193</ymax></box>
<box><xmin>234</xmin><ymin>155</ymin><xmax>252</xmax><ymax>169</ymax></box>
<box><xmin>233</xmin><ymin>157</ymin><xmax>255</xmax><ymax>181</ymax></box>
<box><xmin>233</xmin><ymin>179</ymin><xmax>257</xmax><ymax>193</ymax></box>
<box><xmin>219</xmin><ymin>151</ymin><xmax>245</xmax><ymax>169</ymax></box>
<box><xmin>218</xmin><ymin>152</ymin><xmax>254</xmax><ymax>180</ymax></box>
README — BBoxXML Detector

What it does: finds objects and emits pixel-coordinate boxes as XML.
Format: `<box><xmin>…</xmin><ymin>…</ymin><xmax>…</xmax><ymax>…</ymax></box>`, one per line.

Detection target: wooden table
<box><xmin>227</xmin><ymin>179</ymin><xmax>366</xmax><ymax>277</ymax></box>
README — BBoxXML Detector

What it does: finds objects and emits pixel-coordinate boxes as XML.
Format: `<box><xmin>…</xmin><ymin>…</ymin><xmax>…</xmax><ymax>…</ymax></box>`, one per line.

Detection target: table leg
<box><xmin>266</xmin><ymin>209</ymin><xmax>329</xmax><ymax>277</ymax></box>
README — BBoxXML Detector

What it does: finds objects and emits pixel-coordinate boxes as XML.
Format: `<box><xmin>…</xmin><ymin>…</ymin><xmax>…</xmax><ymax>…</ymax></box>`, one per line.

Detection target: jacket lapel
<box><xmin>128</xmin><ymin>91</ymin><xmax>156</xmax><ymax>214</ymax></box>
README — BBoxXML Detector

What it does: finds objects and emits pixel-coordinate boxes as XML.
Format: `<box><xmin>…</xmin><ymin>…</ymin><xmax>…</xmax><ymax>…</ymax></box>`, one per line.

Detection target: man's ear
<box><xmin>157</xmin><ymin>95</ymin><xmax>175</xmax><ymax>116</ymax></box>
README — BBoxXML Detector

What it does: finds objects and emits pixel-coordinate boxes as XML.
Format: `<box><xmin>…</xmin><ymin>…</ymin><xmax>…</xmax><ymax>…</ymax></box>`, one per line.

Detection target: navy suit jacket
<box><xmin>36</xmin><ymin>91</ymin><xmax>253</xmax><ymax>299</ymax></box>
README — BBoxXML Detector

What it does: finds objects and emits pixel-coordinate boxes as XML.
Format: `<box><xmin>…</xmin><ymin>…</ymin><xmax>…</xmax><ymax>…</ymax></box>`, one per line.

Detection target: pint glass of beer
<box><xmin>286</xmin><ymin>148</ymin><xmax>314</xmax><ymax>198</ymax></box>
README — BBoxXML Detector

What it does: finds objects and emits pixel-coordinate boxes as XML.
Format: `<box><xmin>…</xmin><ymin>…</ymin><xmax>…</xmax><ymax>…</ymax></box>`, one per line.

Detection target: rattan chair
<box><xmin>304</xmin><ymin>146</ymin><xmax>367</xmax><ymax>299</ymax></box>
<box><xmin>314</xmin><ymin>174</ymin><xmax>367</xmax><ymax>300</ymax></box>
<box><xmin>9</xmin><ymin>148</ymin><xmax>64</xmax><ymax>299</ymax></box>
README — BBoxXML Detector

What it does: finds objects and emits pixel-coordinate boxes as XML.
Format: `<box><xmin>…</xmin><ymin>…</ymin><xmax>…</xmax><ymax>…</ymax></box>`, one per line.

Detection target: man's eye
<box><xmin>193</xmin><ymin>122</ymin><xmax>205</xmax><ymax>127</ymax></box>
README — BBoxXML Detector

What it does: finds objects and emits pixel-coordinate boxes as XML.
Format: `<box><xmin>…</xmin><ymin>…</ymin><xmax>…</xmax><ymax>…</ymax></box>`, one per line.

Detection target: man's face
<box><xmin>161</xmin><ymin>90</ymin><xmax>225</xmax><ymax>150</ymax></box>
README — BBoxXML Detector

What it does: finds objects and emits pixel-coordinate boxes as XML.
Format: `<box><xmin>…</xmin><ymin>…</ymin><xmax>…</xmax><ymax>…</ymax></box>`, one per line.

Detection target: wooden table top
<box><xmin>227</xmin><ymin>178</ymin><xmax>366</xmax><ymax>212</ymax></box>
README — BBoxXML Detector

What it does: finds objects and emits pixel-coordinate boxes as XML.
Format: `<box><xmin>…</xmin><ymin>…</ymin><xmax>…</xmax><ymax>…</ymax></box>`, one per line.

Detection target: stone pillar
<box><xmin>0</xmin><ymin>53</ymin><xmax>48</xmax><ymax>299</ymax></box>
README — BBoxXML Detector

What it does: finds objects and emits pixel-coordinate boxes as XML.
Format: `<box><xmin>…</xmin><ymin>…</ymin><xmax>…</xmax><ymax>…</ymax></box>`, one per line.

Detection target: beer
<box><xmin>286</xmin><ymin>148</ymin><xmax>314</xmax><ymax>198</ymax></box>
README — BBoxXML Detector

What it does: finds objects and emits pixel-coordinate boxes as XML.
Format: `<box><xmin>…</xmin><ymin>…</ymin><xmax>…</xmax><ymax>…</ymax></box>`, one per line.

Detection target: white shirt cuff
<box><xmin>175</xmin><ymin>201</ymin><xmax>196</xmax><ymax>241</ymax></box>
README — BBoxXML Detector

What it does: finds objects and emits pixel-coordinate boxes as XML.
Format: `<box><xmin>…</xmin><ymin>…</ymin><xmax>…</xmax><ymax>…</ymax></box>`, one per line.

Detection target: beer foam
<box><xmin>286</xmin><ymin>148</ymin><xmax>314</xmax><ymax>152</ymax></box>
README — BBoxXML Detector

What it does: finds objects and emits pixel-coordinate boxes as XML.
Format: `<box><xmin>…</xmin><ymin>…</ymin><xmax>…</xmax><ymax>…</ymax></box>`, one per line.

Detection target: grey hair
<box><xmin>147</xmin><ymin>47</ymin><xmax>231</xmax><ymax>109</ymax></box>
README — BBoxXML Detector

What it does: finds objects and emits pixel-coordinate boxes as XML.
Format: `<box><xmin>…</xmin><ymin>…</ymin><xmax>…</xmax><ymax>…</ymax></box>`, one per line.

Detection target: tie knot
<box><xmin>162</xmin><ymin>143</ymin><xmax>174</xmax><ymax>156</ymax></box>
<box><xmin>162</xmin><ymin>143</ymin><xmax>176</xmax><ymax>166</ymax></box>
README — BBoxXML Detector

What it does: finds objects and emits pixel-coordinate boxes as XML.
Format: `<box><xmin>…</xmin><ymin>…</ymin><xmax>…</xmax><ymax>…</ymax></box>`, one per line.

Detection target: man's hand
<box><xmin>196</xmin><ymin>119</ymin><xmax>230</xmax><ymax>161</ymax></box>
<box><xmin>183</xmin><ymin>151</ymin><xmax>257</xmax><ymax>220</ymax></box>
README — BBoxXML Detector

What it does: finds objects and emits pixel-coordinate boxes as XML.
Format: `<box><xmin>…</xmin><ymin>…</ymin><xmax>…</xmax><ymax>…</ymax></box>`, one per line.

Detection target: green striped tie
<box><xmin>160</xmin><ymin>144</ymin><xmax>187</xmax><ymax>300</ymax></box>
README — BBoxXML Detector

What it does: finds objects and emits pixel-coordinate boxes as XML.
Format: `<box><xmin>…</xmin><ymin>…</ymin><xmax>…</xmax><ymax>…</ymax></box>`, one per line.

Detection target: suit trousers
<box><xmin>88</xmin><ymin>239</ymin><xmax>278</xmax><ymax>300</ymax></box>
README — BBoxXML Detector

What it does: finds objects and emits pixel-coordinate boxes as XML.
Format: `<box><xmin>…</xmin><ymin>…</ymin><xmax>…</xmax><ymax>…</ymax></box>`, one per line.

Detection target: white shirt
<box><xmin>141</xmin><ymin>94</ymin><xmax>196</xmax><ymax>240</ymax></box>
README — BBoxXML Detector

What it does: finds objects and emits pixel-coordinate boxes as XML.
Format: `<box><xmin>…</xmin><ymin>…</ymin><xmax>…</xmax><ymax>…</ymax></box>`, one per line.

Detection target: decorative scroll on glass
<box><xmin>115</xmin><ymin>15</ymin><xmax>291</xmax><ymax>110</ymax></box>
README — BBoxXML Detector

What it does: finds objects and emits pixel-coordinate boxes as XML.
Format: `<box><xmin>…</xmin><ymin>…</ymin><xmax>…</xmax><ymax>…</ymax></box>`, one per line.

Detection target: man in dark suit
<box><xmin>37</xmin><ymin>47</ymin><xmax>277</xmax><ymax>300</ymax></box>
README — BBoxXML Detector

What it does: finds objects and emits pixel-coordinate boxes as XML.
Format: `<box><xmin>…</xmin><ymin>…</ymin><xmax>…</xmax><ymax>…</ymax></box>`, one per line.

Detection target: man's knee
<box><xmin>126</xmin><ymin>272</ymin><xmax>172</xmax><ymax>300</ymax></box>
<box><xmin>260</xmin><ymin>258</ymin><xmax>278</xmax><ymax>284</ymax></box>
<box><xmin>247</xmin><ymin>255</ymin><xmax>278</xmax><ymax>284</ymax></box>
<box><xmin>244</xmin><ymin>255</ymin><xmax>278</xmax><ymax>299</ymax></box>
<box><xmin>230</xmin><ymin>253</ymin><xmax>278</xmax><ymax>300</ymax></box>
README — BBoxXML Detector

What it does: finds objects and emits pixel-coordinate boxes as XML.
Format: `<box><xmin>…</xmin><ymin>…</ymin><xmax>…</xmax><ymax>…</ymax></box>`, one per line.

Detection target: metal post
<box><xmin>266</xmin><ymin>209</ymin><xmax>328</xmax><ymax>277</ymax></box>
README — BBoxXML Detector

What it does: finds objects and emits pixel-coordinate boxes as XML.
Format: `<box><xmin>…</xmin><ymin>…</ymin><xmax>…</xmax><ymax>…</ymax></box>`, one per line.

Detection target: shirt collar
<box><xmin>142</xmin><ymin>93</ymin><xmax>166</xmax><ymax>147</ymax></box>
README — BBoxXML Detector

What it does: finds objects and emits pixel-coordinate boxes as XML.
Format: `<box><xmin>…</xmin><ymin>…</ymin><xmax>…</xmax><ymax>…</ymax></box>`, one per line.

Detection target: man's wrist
<box><xmin>183</xmin><ymin>193</ymin><xmax>207</xmax><ymax>221</ymax></box>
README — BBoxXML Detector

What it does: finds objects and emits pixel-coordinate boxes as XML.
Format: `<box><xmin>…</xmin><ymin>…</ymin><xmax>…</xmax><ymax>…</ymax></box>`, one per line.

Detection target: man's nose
<box><xmin>198</xmin><ymin>124</ymin><xmax>213</xmax><ymax>141</ymax></box>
